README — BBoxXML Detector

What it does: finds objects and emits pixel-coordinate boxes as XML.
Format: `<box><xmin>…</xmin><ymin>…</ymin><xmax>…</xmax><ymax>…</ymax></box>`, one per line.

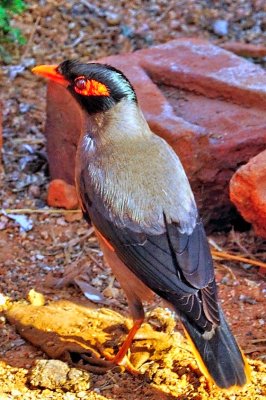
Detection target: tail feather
<box><xmin>179</xmin><ymin>306</ymin><xmax>250</xmax><ymax>389</ymax></box>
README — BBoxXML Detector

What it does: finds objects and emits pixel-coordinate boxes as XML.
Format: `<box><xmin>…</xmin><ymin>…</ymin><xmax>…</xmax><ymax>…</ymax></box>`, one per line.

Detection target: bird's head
<box><xmin>32</xmin><ymin>60</ymin><xmax>137</xmax><ymax>114</ymax></box>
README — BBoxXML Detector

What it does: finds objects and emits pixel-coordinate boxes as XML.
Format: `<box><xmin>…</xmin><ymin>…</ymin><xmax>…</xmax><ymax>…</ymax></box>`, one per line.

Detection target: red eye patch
<box><xmin>74</xmin><ymin>76</ymin><xmax>109</xmax><ymax>96</ymax></box>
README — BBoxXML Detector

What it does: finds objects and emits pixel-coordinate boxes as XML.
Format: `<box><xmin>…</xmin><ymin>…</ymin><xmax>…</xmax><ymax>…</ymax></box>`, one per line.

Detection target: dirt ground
<box><xmin>0</xmin><ymin>1</ymin><xmax>266</xmax><ymax>399</ymax></box>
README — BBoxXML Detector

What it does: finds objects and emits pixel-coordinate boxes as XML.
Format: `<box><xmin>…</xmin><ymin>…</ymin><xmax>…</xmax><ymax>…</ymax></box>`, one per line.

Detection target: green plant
<box><xmin>0</xmin><ymin>0</ymin><xmax>26</xmax><ymax>62</ymax></box>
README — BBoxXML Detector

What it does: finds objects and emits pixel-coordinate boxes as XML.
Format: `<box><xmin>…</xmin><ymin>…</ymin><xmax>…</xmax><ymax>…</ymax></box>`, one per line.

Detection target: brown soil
<box><xmin>0</xmin><ymin>1</ymin><xmax>266</xmax><ymax>399</ymax></box>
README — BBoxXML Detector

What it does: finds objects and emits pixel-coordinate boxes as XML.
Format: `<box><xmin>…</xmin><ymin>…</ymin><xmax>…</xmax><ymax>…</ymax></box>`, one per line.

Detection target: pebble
<box><xmin>120</xmin><ymin>24</ymin><xmax>134</xmax><ymax>38</ymax></box>
<box><xmin>71</xmin><ymin>3</ymin><xmax>84</xmax><ymax>16</ymax></box>
<box><xmin>29</xmin><ymin>359</ymin><xmax>91</xmax><ymax>391</ymax></box>
<box><xmin>170</xmin><ymin>20</ymin><xmax>181</xmax><ymax>30</ymax></box>
<box><xmin>239</xmin><ymin>294</ymin><xmax>257</xmax><ymax>304</ymax></box>
<box><xmin>91</xmin><ymin>277</ymin><xmax>103</xmax><ymax>286</ymax></box>
<box><xmin>27</xmin><ymin>289</ymin><xmax>45</xmax><ymax>306</ymax></box>
<box><xmin>11</xmin><ymin>389</ymin><xmax>21</xmax><ymax>397</ymax></box>
<box><xmin>106</xmin><ymin>12</ymin><xmax>121</xmax><ymax>26</ymax></box>
<box><xmin>68</xmin><ymin>22</ymin><xmax>76</xmax><ymax>30</ymax></box>
<box><xmin>102</xmin><ymin>286</ymin><xmax>120</xmax><ymax>298</ymax></box>
<box><xmin>212</xmin><ymin>19</ymin><xmax>229</xmax><ymax>36</ymax></box>
<box><xmin>63</xmin><ymin>394</ymin><xmax>76</xmax><ymax>400</ymax></box>
<box><xmin>77</xmin><ymin>392</ymin><xmax>88</xmax><ymax>398</ymax></box>
<box><xmin>19</xmin><ymin>103</ymin><xmax>32</xmax><ymax>113</ymax></box>
<box><xmin>28</xmin><ymin>184</ymin><xmax>41</xmax><ymax>198</ymax></box>
<box><xmin>56</xmin><ymin>217</ymin><xmax>68</xmax><ymax>226</ymax></box>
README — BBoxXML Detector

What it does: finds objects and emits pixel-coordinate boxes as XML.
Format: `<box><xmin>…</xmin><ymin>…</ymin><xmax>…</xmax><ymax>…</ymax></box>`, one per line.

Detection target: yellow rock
<box><xmin>27</xmin><ymin>289</ymin><xmax>45</xmax><ymax>306</ymax></box>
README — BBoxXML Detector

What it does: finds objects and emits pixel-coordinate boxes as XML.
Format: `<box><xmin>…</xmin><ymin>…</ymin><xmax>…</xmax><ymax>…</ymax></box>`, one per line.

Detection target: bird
<box><xmin>32</xmin><ymin>60</ymin><xmax>250</xmax><ymax>389</ymax></box>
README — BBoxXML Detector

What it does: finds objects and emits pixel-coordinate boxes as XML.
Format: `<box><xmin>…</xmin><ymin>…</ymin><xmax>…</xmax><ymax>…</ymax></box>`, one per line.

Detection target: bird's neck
<box><xmin>82</xmin><ymin>99</ymin><xmax>151</xmax><ymax>147</ymax></box>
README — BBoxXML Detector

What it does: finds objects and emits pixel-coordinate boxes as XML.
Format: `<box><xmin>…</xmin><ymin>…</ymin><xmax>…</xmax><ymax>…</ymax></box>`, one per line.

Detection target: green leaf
<box><xmin>0</xmin><ymin>0</ymin><xmax>26</xmax><ymax>62</ymax></box>
<box><xmin>0</xmin><ymin>7</ymin><xmax>9</xmax><ymax>28</ymax></box>
<box><xmin>1</xmin><ymin>0</ymin><xmax>26</xmax><ymax>14</ymax></box>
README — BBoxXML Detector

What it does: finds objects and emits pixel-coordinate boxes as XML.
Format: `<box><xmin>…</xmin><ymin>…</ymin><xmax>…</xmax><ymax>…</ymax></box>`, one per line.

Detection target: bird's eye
<box><xmin>73</xmin><ymin>77</ymin><xmax>109</xmax><ymax>97</ymax></box>
<box><xmin>75</xmin><ymin>77</ymin><xmax>87</xmax><ymax>91</ymax></box>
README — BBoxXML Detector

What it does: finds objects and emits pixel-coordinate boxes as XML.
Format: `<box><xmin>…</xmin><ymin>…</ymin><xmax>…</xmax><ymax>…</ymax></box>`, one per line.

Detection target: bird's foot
<box><xmin>70</xmin><ymin>349</ymin><xmax>140</xmax><ymax>375</ymax></box>
<box><xmin>102</xmin><ymin>348</ymin><xmax>140</xmax><ymax>375</ymax></box>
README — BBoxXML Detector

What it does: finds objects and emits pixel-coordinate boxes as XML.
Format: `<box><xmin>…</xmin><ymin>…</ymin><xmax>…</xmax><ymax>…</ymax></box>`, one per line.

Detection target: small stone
<box><xmin>239</xmin><ymin>294</ymin><xmax>257</xmax><ymax>305</ymax></box>
<box><xmin>168</xmin><ymin>10</ymin><xmax>176</xmax><ymax>20</ymax></box>
<box><xmin>11</xmin><ymin>389</ymin><xmax>21</xmax><ymax>397</ymax></box>
<box><xmin>63</xmin><ymin>394</ymin><xmax>76</xmax><ymax>400</ymax></box>
<box><xmin>106</xmin><ymin>12</ymin><xmax>121</xmax><ymax>26</ymax></box>
<box><xmin>212</xmin><ymin>19</ymin><xmax>229</xmax><ymax>36</ymax></box>
<box><xmin>68</xmin><ymin>22</ymin><xmax>76</xmax><ymax>30</ymax></box>
<box><xmin>120</xmin><ymin>24</ymin><xmax>134</xmax><ymax>38</ymax></box>
<box><xmin>40</xmin><ymin>230</ymin><xmax>49</xmax><ymax>240</ymax></box>
<box><xmin>27</xmin><ymin>289</ymin><xmax>45</xmax><ymax>306</ymax></box>
<box><xmin>102</xmin><ymin>286</ymin><xmax>120</xmax><ymax>298</ymax></box>
<box><xmin>230</xmin><ymin>150</ymin><xmax>266</xmax><ymax>238</ymax></box>
<box><xmin>47</xmin><ymin>179</ymin><xmax>79</xmax><ymax>210</ymax></box>
<box><xmin>91</xmin><ymin>277</ymin><xmax>102</xmax><ymax>286</ymax></box>
<box><xmin>170</xmin><ymin>20</ymin><xmax>180</xmax><ymax>30</ymax></box>
<box><xmin>28</xmin><ymin>184</ymin><xmax>41</xmax><ymax>198</ymax></box>
<box><xmin>77</xmin><ymin>391</ymin><xmax>88</xmax><ymax>398</ymax></box>
<box><xmin>29</xmin><ymin>359</ymin><xmax>69</xmax><ymax>389</ymax></box>
<box><xmin>71</xmin><ymin>3</ymin><xmax>84</xmax><ymax>16</ymax></box>
<box><xmin>19</xmin><ymin>102</ymin><xmax>32</xmax><ymax>113</ymax></box>
<box><xmin>56</xmin><ymin>217</ymin><xmax>67</xmax><ymax>226</ymax></box>
<box><xmin>66</xmin><ymin>367</ymin><xmax>91</xmax><ymax>391</ymax></box>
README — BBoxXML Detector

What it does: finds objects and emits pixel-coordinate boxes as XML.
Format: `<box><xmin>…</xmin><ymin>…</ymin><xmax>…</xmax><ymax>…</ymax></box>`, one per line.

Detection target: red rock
<box><xmin>45</xmin><ymin>83</ymin><xmax>84</xmax><ymax>184</ymax></box>
<box><xmin>138</xmin><ymin>38</ymin><xmax>266</xmax><ymax>109</ymax></box>
<box><xmin>221</xmin><ymin>42</ymin><xmax>266</xmax><ymax>58</ymax></box>
<box><xmin>47</xmin><ymin>179</ymin><xmax>79</xmax><ymax>210</ymax></box>
<box><xmin>44</xmin><ymin>39</ymin><xmax>266</xmax><ymax>229</ymax></box>
<box><xmin>230</xmin><ymin>150</ymin><xmax>266</xmax><ymax>238</ymax></box>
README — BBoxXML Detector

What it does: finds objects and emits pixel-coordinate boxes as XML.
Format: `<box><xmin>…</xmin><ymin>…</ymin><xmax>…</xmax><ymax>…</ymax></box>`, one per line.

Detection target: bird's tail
<box><xmin>179</xmin><ymin>306</ymin><xmax>251</xmax><ymax>389</ymax></box>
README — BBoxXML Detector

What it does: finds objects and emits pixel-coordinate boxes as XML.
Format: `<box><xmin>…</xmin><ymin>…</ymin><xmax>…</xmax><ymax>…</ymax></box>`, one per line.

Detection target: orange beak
<box><xmin>32</xmin><ymin>64</ymin><xmax>69</xmax><ymax>87</ymax></box>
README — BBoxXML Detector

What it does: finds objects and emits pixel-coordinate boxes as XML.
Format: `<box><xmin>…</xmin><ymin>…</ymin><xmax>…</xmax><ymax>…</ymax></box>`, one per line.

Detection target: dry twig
<box><xmin>211</xmin><ymin>249</ymin><xmax>266</xmax><ymax>269</ymax></box>
<box><xmin>1</xmin><ymin>208</ymin><xmax>81</xmax><ymax>215</ymax></box>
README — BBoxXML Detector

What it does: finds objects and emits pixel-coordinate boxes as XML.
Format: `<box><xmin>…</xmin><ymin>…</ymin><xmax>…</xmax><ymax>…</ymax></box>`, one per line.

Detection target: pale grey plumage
<box><xmin>76</xmin><ymin>99</ymin><xmax>198</xmax><ymax>235</ymax></box>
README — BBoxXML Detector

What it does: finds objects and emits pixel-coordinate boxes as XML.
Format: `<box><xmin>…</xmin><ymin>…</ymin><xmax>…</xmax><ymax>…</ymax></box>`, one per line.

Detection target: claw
<box><xmin>103</xmin><ymin>349</ymin><xmax>141</xmax><ymax>375</ymax></box>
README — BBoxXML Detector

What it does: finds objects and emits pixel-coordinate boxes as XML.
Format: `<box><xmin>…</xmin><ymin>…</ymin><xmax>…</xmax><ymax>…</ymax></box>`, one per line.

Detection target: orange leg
<box><xmin>107</xmin><ymin>318</ymin><xmax>144</xmax><ymax>365</ymax></box>
<box><xmin>102</xmin><ymin>298</ymin><xmax>145</xmax><ymax>373</ymax></box>
<box><xmin>78</xmin><ymin>317</ymin><xmax>144</xmax><ymax>374</ymax></box>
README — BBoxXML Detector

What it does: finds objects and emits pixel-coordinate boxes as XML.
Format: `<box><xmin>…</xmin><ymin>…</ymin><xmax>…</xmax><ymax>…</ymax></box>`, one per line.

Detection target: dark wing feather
<box><xmin>89</xmin><ymin>202</ymin><xmax>220</xmax><ymax>331</ymax></box>
<box><xmin>165</xmin><ymin>219</ymin><xmax>213</xmax><ymax>288</ymax></box>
